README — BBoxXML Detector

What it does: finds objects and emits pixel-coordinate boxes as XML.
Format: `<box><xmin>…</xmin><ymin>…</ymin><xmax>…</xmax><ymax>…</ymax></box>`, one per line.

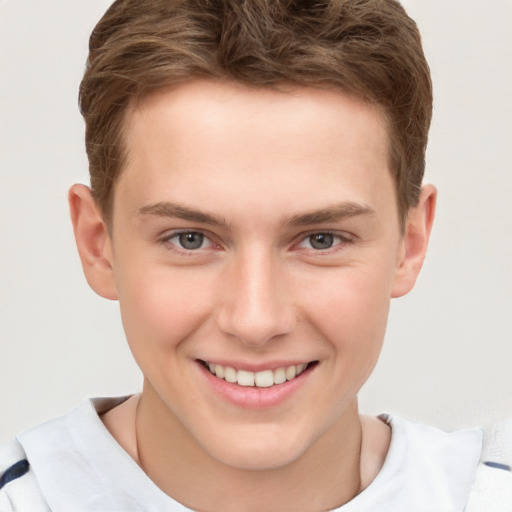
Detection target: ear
<box><xmin>391</xmin><ymin>184</ymin><xmax>437</xmax><ymax>298</ymax></box>
<box><xmin>68</xmin><ymin>184</ymin><xmax>118</xmax><ymax>300</ymax></box>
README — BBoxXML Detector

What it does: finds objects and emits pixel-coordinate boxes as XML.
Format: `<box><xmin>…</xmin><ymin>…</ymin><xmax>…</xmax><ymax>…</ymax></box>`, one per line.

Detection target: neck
<box><xmin>134</xmin><ymin>383</ymin><xmax>363</xmax><ymax>512</ymax></box>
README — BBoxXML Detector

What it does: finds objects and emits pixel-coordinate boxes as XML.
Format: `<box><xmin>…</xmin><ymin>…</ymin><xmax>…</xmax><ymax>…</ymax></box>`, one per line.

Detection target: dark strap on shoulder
<box><xmin>484</xmin><ymin>461</ymin><xmax>511</xmax><ymax>472</ymax></box>
<box><xmin>0</xmin><ymin>459</ymin><xmax>30</xmax><ymax>490</ymax></box>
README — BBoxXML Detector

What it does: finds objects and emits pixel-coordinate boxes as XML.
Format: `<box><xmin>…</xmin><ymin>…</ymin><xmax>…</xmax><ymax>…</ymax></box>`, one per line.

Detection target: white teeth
<box><xmin>237</xmin><ymin>370</ymin><xmax>255</xmax><ymax>387</ymax></box>
<box><xmin>215</xmin><ymin>365</ymin><xmax>225</xmax><ymax>379</ymax></box>
<box><xmin>285</xmin><ymin>365</ymin><xmax>296</xmax><ymax>381</ymax></box>
<box><xmin>224</xmin><ymin>366</ymin><xmax>237</xmax><ymax>383</ymax></box>
<box><xmin>274</xmin><ymin>367</ymin><xmax>287</xmax><ymax>384</ymax></box>
<box><xmin>206</xmin><ymin>362</ymin><xmax>310</xmax><ymax>387</ymax></box>
<box><xmin>255</xmin><ymin>370</ymin><xmax>274</xmax><ymax>388</ymax></box>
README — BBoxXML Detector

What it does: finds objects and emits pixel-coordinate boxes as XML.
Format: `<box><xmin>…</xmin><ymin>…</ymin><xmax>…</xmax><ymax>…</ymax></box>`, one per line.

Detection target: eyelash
<box><xmin>159</xmin><ymin>230</ymin><xmax>216</xmax><ymax>255</ymax></box>
<box><xmin>295</xmin><ymin>231</ymin><xmax>354</xmax><ymax>252</ymax></box>
<box><xmin>159</xmin><ymin>229</ymin><xmax>354</xmax><ymax>255</ymax></box>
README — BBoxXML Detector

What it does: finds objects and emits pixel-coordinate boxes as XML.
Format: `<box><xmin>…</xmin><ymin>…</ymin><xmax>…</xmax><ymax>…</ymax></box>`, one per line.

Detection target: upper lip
<box><xmin>198</xmin><ymin>359</ymin><xmax>316</xmax><ymax>372</ymax></box>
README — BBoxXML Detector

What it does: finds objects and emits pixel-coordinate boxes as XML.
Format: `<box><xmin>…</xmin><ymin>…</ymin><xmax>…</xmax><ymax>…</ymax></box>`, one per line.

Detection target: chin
<box><xmin>200</xmin><ymin>425</ymin><xmax>315</xmax><ymax>471</ymax></box>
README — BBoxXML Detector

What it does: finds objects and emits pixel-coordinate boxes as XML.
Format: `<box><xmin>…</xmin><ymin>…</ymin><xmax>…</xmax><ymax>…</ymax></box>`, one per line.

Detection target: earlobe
<box><xmin>391</xmin><ymin>184</ymin><xmax>437</xmax><ymax>298</ymax></box>
<box><xmin>68</xmin><ymin>184</ymin><xmax>118</xmax><ymax>300</ymax></box>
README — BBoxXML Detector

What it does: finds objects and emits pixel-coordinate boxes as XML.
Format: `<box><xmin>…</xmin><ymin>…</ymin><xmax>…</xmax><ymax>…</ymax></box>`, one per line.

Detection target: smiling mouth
<box><xmin>199</xmin><ymin>360</ymin><xmax>317</xmax><ymax>388</ymax></box>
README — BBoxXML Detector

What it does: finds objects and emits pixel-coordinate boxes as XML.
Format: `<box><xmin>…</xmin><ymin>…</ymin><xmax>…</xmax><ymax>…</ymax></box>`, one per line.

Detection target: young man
<box><xmin>1</xmin><ymin>0</ymin><xmax>510</xmax><ymax>510</ymax></box>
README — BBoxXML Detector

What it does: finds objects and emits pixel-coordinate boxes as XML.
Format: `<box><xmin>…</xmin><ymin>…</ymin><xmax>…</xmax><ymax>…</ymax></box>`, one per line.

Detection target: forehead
<box><xmin>125</xmin><ymin>80</ymin><xmax>389</xmax><ymax>161</ymax></box>
<box><xmin>116</xmin><ymin>80</ymin><xmax>395</xmax><ymax>224</ymax></box>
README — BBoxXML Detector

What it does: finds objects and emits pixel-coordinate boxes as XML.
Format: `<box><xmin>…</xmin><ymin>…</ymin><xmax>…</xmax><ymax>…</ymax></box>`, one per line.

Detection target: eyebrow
<box><xmin>138</xmin><ymin>200</ymin><xmax>375</xmax><ymax>229</ymax></box>
<box><xmin>286</xmin><ymin>201</ymin><xmax>375</xmax><ymax>226</ymax></box>
<box><xmin>138</xmin><ymin>202</ymin><xmax>229</xmax><ymax>228</ymax></box>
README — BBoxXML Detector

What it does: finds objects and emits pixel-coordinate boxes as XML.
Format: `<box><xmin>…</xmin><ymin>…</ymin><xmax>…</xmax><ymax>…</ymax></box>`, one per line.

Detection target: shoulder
<box><xmin>6</xmin><ymin>396</ymin><xmax>143</xmax><ymax>511</ymax></box>
<box><xmin>466</xmin><ymin>418</ymin><xmax>512</xmax><ymax>511</ymax></box>
<box><xmin>0</xmin><ymin>397</ymin><xmax>126</xmax><ymax>512</ymax></box>
<box><xmin>378</xmin><ymin>415</ymin><xmax>512</xmax><ymax>511</ymax></box>
<box><xmin>0</xmin><ymin>439</ymin><xmax>49</xmax><ymax>512</ymax></box>
<box><xmin>465</xmin><ymin>462</ymin><xmax>512</xmax><ymax>511</ymax></box>
<box><xmin>346</xmin><ymin>415</ymin><xmax>483</xmax><ymax>511</ymax></box>
<box><xmin>380</xmin><ymin>414</ymin><xmax>484</xmax><ymax>477</ymax></box>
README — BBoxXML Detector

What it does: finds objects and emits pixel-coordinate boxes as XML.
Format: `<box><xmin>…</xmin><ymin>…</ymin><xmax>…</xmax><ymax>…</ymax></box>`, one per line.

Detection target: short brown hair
<box><xmin>79</xmin><ymin>0</ymin><xmax>432</xmax><ymax>226</ymax></box>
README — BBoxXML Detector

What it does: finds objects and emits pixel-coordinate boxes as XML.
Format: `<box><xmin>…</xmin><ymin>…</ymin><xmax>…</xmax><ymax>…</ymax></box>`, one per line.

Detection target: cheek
<box><xmin>115</xmin><ymin>264</ymin><xmax>214</xmax><ymax>364</ymax></box>
<box><xmin>303</xmin><ymin>265</ymin><xmax>392</xmax><ymax>373</ymax></box>
<box><xmin>289</xmin><ymin>266</ymin><xmax>393</xmax><ymax>431</ymax></box>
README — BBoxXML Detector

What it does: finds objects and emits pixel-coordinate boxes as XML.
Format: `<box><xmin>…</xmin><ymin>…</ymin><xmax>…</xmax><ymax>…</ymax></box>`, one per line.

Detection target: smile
<box><xmin>202</xmin><ymin>361</ymin><xmax>312</xmax><ymax>388</ymax></box>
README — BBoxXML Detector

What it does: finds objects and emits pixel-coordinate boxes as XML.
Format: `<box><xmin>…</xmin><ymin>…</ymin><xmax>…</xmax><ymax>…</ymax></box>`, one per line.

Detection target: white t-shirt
<box><xmin>1</xmin><ymin>397</ymin><xmax>510</xmax><ymax>511</ymax></box>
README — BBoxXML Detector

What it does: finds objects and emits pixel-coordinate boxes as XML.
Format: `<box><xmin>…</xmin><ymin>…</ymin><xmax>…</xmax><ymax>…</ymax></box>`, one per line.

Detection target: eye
<box><xmin>298</xmin><ymin>232</ymin><xmax>351</xmax><ymax>251</ymax></box>
<box><xmin>308</xmin><ymin>233</ymin><xmax>334</xmax><ymax>250</ymax></box>
<box><xmin>167</xmin><ymin>231</ymin><xmax>213</xmax><ymax>251</ymax></box>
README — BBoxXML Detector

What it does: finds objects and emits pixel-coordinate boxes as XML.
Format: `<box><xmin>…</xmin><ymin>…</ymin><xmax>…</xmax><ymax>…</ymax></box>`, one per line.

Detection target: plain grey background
<box><xmin>1</xmin><ymin>1</ymin><xmax>511</xmax><ymax>446</ymax></box>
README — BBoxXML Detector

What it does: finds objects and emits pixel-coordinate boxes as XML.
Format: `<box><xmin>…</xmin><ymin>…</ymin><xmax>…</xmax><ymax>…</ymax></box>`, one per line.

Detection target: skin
<box><xmin>69</xmin><ymin>80</ymin><xmax>436</xmax><ymax>511</ymax></box>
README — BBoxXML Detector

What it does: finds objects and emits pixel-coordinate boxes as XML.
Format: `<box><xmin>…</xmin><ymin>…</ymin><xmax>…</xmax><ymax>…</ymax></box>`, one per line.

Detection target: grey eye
<box><xmin>309</xmin><ymin>233</ymin><xmax>334</xmax><ymax>250</ymax></box>
<box><xmin>179</xmin><ymin>232</ymin><xmax>204</xmax><ymax>250</ymax></box>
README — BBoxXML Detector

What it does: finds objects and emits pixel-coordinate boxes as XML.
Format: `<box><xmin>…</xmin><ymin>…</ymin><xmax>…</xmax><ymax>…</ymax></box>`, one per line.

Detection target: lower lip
<box><xmin>197</xmin><ymin>362</ymin><xmax>315</xmax><ymax>409</ymax></box>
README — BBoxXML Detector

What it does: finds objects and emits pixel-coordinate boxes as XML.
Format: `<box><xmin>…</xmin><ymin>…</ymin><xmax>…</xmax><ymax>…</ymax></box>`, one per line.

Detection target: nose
<box><xmin>216</xmin><ymin>248</ymin><xmax>296</xmax><ymax>347</ymax></box>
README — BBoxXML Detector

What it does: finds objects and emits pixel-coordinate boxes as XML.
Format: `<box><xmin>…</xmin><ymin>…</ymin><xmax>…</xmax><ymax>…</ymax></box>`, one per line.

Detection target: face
<box><xmin>103</xmin><ymin>80</ymin><xmax>407</xmax><ymax>469</ymax></box>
